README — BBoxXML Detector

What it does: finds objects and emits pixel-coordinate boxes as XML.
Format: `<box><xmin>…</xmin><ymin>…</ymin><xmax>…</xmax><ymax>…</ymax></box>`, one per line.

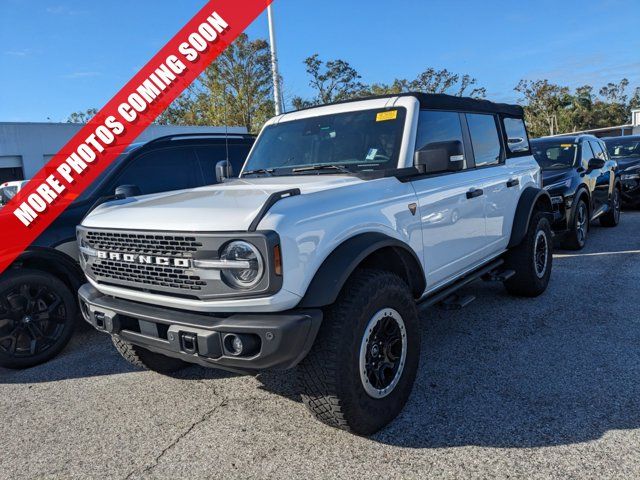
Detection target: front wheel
<box><xmin>600</xmin><ymin>187</ymin><xmax>621</xmax><ymax>227</ymax></box>
<box><xmin>0</xmin><ymin>269</ymin><xmax>77</xmax><ymax>369</ymax></box>
<box><xmin>298</xmin><ymin>269</ymin><xmax>420</xmax><ymax>435</ymax></box>
<box><xmin>504</xmin><ymin>211</ymin><xmax>553</xmax><ymax>297</ymax></box>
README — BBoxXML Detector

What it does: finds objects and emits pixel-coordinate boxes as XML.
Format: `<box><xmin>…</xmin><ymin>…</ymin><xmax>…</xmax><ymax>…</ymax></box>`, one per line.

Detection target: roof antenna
<box><xmin>222</xmin><ymin>85</ymin><xmax>230</xmax><ymax>179</ymax></box>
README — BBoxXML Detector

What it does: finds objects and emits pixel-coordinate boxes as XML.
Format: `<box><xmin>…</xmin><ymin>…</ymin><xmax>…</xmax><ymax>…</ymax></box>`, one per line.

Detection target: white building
<box><xmin>0</xmin><ymin>122</ymin><xmax>246</xmax><ymax>183</ymax></box>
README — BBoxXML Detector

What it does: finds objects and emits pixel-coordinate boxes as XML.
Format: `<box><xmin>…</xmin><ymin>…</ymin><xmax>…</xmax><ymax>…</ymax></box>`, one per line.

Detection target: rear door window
<box><xmin>466</xmin><ymin>113</ymin><xmax>502</xmax><ymax>167</ymax></box>
<box><xmin>110</xmin><ymin>146</ymin><xmax>203</xmax><ymax>195</ymax></box>
<box><xmin>503</xmin><ymin>117</ymin><xmax>530</xmax><ymax>154</ymax></box>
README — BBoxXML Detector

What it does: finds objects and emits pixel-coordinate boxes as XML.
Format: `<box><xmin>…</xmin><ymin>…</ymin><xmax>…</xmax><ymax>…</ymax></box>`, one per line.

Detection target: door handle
<box><xmin>507</xmin><ymin>178</ymin><xmax>519</xmax><ymax>188</ymax></box>
<box><xmin>466</xmin><ymin>188</ymin><xmax>483</xmax><ymax>199</ymax></box>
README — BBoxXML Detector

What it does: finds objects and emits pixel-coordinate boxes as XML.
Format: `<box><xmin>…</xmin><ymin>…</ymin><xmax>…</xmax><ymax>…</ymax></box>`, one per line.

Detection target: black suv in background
<box><xmin>0</xmin><ymin>133</ymin><xmax>255</xmax><ymax>369</ymax></box>
<box><xmin>604</xmin><ymin>135</ymin><xmax>640</xmax><ymax>207</ymax></box>
<box><xmin>531</xmin><ymin>135</ymin><xmax>621</xmax><ymax>250</ymax></box>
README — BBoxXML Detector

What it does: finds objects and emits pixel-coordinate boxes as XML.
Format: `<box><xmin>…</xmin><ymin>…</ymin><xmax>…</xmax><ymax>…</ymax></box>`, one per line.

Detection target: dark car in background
<box><xmin>0</xmin><ymin>133</ymin><xmax>255</xmax><ymax>369</ymax></box>
<box><xmin>531</xmin><ymin>135</ymin><xmax>621</xmax><ymax>250</ymax></box>
<box><xmin>604</xmin><ymin>135</ymin><xmax>640</xmax><ymax>207</ymax></box>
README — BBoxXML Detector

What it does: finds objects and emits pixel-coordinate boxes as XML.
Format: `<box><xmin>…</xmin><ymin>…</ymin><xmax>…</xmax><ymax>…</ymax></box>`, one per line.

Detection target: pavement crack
<box><xmin>124</xmin><ymin>396</ymin><xmax>227</xmax><ymax>480</ymax></box>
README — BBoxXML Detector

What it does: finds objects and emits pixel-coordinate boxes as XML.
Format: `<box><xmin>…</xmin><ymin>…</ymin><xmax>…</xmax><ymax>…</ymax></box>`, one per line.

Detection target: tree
<box><xmin>630</xmin><ymin>87</ymin><xmax>640</xmax><ymax>110</ymax></box>
<box><xmin>291</xmin><ymin>54</ymin><xmax>367</xmax><ymax>109</ymax></box>
<box><xmin>292</xmin><ymin>55</ymin><xmax>487</xmax><ymax>109</ymax></box>
<box><xmin>66</xmin><ymin>108</ymin><xmax>98</xmax><ymax>123</ymax></box>
<box><xmin>594</xmin><ymin>78</ymin><xmax>631</xmax><ymax>128</ymax></box>
<box><xmin>514</xmin><ymin>79</ymin><xmax>572</xmax><ymax>137</ymax></box>
<box><xmin>158</xmin><ymin>34</ymin><xmax>273</xmax><ymax>133</ymax></box>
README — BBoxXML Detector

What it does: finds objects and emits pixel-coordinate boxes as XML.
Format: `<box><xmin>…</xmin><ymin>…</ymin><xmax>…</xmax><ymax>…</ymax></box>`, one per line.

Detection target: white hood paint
<box><xmin>81</xmin><ymin>175</ymin><xmax>365</xmax><ymax>231</ymax></box>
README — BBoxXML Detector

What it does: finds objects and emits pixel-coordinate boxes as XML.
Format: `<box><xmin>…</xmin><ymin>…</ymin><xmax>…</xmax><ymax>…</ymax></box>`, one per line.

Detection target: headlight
<box><xmin>621</xmin><ymin>173</ymin><xmax>640</xmax><ymax>181</ymax></box>
<box><xmin>219</xmin><ymin>241</ymin><xmax>264</xmax><ymax>289</ymax></box>
<box><xmin>544</xmin><ymin>178</ymin><xmax>571</xmax><ymax>191</ymax></box>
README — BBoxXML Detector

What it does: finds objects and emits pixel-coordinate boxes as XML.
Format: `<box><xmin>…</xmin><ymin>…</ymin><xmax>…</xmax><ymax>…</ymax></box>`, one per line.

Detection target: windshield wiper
<box><xmin>292</xmin><ymin>164</ymin><xmax>351</xmax><ymax>174</ymax></box>
<box><xmin>242</xmin><ymin>168</ymin><xmax>275</xmax><ymax>177</ymax></box>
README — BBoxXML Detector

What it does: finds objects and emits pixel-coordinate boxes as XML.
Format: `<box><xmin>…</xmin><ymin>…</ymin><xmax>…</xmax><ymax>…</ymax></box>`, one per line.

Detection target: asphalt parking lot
<box><xmin>2</xmin><ymin>212</ymin><xmax>640</xmax><ymax>480</ymax></box>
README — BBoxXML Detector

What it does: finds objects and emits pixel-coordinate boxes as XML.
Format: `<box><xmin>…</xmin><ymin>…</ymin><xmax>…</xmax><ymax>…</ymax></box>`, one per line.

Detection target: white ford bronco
<box><xmin>78</xmin><ymin>93</ymin><xmax>553</xmax><ymax>434</ymax></box>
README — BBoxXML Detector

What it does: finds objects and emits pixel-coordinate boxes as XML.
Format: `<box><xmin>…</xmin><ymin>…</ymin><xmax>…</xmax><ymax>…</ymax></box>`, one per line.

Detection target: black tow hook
<box><xmin>180</xmin><ymin>332</ymin><xmax>198</xmax><ymax>354</ymax></box>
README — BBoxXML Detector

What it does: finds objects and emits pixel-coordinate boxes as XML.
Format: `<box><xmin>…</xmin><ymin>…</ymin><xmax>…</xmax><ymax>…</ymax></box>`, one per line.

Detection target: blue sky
<box><xmin>1</xmin><ymin>0</ymin><xmax>638</xmax><ymax>122</ymax></box>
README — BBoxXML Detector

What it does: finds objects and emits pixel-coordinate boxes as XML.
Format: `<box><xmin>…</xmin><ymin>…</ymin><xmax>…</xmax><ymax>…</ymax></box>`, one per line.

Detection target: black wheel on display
<box><xmin>0</xmin><ymin>269</ymin><xmax>77</xmax><ymax>369</ymax></box>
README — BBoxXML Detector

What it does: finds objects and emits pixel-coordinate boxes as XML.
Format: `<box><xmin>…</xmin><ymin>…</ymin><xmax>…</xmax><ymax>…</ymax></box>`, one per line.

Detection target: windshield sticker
<box><xmin>376</xmin><ymin>110</ymin><xmax>398</xmax><ymax>122</ymax></box>
<box><xmin>366</xmin><ymin>148</ymin><xmax>378</xmax><ymax>160</ymax></box>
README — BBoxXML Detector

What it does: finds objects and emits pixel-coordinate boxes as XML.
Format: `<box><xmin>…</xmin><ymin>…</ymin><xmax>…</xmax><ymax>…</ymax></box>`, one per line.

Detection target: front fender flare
<box><xmin>297</xmin><ymin>232</ymin><xmax>424</xmax><ymax>308</ymax></box>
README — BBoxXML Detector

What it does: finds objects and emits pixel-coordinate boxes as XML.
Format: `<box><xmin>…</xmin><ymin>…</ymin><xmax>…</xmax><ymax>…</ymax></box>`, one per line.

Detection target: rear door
<box><xmin>466</xmin><ymin>114</ymin><xmax>531</xmax><ymax>253</ymax></box>
<box><xmin>410</xmin><ymin>110</ymin><xmax>488</xmax><ymax>287</ymax></box>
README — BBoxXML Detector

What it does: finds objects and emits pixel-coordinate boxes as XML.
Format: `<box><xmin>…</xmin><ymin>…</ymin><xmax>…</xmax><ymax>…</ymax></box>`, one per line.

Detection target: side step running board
<box><xmin>439</xmin><ymin>294</ymin><xmax>476</xmax><ymax>310</ymax></box>
<box><xmin>482</xmin><ymin>269</ymin><xmax>515</xmax><ymax>282</ymax></box>
<box><xmin>418</xmin><ymin>259</ymin><xmax>504</xmax><ymax>310</ymax></box>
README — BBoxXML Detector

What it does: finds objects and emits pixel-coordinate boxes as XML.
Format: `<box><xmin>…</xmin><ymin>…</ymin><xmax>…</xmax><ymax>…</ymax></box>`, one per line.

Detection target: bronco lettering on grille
<box><xmin>96</xmin><ymin>251</ymin><xmax>191</xmax><ymax>268</ymax></box>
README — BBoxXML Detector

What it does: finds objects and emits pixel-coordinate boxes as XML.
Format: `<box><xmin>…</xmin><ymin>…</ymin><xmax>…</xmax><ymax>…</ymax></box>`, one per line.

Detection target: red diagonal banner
<box><xmin>0</xmin><ymin>0</ymin><xmax>272</xmax><ymax>274</ymax></box>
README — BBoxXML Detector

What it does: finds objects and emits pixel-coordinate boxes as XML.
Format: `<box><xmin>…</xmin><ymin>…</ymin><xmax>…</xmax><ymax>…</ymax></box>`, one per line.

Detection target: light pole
<box><xmin>267</xmin><ymin>4</ymin><xmax>283</xmax><ymax>115</ymax></box>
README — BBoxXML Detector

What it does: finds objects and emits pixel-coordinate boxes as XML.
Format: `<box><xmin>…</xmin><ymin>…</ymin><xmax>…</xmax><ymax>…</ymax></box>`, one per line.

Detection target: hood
<box><xmin>615</xmin><ymin>156</ymin><xmax>640</xmax><ymax>171</ymax></box>
<box><xmin>541</xmin><ymin>168</ymin><xmax>572</xmax><ymax>190</ymax></box>
<box><xmin>82</xmin><ymin>175</ymin><xmax>364</xmax><ymax>232</ymax></box>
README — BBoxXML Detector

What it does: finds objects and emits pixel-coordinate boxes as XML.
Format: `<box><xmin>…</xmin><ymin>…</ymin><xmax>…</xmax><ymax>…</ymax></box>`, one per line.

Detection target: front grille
<box><xmin>78</xmin><ymin>227</ymin><xmax>280</xmax><ymax>300</ymax></box>
<box><xmin>85</xmin><ymin>231</ymin><xmax>202</xmax><ymax>258</ymax></box>
<box><xmin>91</xmin><ymin>259</ymin><xmax>206</xmax><ymax>291</ymax></box>
<box><xmin>82</xmin><ymin>230</ymin><xmax>208</xmax><ymax>294</ymax></box>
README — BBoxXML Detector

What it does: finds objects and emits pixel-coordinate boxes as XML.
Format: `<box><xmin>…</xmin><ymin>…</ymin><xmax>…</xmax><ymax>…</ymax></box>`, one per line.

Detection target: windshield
<box><xmin>605</xmin><ymin>138</ymin><xmax>640</xmax><ymax>158</ymax></box>
<box><xmin>531</xmin><ymin>141</ymin><xmax>577</xmax><ymax>170</ymax></box>
<box><xmin>242</xmin><ymin>107</ymin><xmax>407</xmax><ymax>176</ymax></box>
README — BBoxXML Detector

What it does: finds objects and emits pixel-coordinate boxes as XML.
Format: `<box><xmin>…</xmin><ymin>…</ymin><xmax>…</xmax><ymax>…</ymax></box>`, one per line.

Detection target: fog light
<box><xmin>232</xmin><ymin>335</ymin><xmax>243</xmax><ymax>354</ymax></box>
<box><xmin>223</xmin><ymin>333</ymin><xmax>260</xmax><ymax>357</ymax></box>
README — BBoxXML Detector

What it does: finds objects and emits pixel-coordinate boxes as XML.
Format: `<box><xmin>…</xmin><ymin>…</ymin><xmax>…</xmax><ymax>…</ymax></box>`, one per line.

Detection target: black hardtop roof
<box><xmin>295</xmin><ymin>92</ymin><xmax>524</xmax><ymax>117</ymax></box>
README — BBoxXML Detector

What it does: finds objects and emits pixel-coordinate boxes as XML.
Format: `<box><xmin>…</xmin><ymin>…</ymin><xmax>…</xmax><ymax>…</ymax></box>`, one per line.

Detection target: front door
<box><xmin>410</xmin><ymin>110</ymin><xmax>488</xmax><ymax>288</ymax></box>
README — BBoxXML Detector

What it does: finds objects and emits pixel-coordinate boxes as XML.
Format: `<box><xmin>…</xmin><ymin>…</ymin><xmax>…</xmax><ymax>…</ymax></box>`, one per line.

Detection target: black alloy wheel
<box><xmin>0</xmin><ymin>269</ymin><xmax>77</xmax><ymax>368</ymax></box>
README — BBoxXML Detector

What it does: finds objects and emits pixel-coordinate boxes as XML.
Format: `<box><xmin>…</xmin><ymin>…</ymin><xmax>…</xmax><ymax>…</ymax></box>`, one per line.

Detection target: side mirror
<box><xmin>587</xmin><ymin>158</ymin><xmax>605</xmax><ymax>171</ymax></box>
<box><xmin>414</xmin><ymin>140</ymin><xmax>465</xmax><ymax>174</ymax></box>
<box><xmin>115</xmin><ymin>184</ymin><xmax>141</xmax><ymax>199</ymax></box>
<box><xmin>215</xmin><ymin>160</ymin><xmax>234</xmax><ymax>183</ymax></box>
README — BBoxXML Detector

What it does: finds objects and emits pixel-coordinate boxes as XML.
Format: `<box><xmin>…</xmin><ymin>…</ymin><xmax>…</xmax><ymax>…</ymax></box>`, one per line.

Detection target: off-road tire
<box><xmin>298</xmin><ymin>269</ymin><xmax>420</xmax><ymax>435</ymax></box>
<box><xmin>0</xmin><ymin>269</ymin><xmax>77</xmax><ymax>369</ymax></box>
<box><xmin>112</xmin><ymin>336</ymin><xmax>188</xmax><ymax>374</ymax></box>
<box><xmin>600</xmin><ymin>187</ymin><xmax>621</xmax><ymax>227</ymax></box>
<box><xmin>562</xmin><ymin>198</ymin><xmax>588</xmax><ymax>250</ymax></box>
<box><xmin>504</xmin><ymin>211</ymin><xmax>553</xmax><ymax>297</ymax></box>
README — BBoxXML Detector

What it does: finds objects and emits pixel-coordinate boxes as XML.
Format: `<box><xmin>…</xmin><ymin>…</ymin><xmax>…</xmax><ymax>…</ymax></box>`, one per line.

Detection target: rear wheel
<box><xmin>600</xmin><ymin>187</ymin><xmax>621</xmax><ymax>227</ymax></box>
<box><xmin>112</xmin><ymin>336</ymin><xmax>188</xmax><ymax>374</ymax></box>
<box><xmin>562</xmin><ymin>198</ymin><xmax>588</xmax><ymax>250</ymax></box>
<box><xmin>504</xmin><ymin>211</ymin><xmax>553</xmax><ymax>297</ymax></box>
<box><xmin>298</xmin><ymin>269</ymin><xmax>420</xmax><ymax>435</ymax></box>
<box><xmin>0</xmin><ymin>269</ymin><xmax>77</xmax><ymax>369</ymax></box>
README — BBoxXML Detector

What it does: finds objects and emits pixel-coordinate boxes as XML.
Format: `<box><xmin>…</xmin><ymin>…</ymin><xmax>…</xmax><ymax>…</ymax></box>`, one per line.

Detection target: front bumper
<box><xmin>621</xmin><ymin>179</ymin><xmax>640</xmax><ymax>205</ymax></box>
<box><xmin>78</xmin><ymin>284</ymin><xmax>322</xmax><ymax>373</ymax></box>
